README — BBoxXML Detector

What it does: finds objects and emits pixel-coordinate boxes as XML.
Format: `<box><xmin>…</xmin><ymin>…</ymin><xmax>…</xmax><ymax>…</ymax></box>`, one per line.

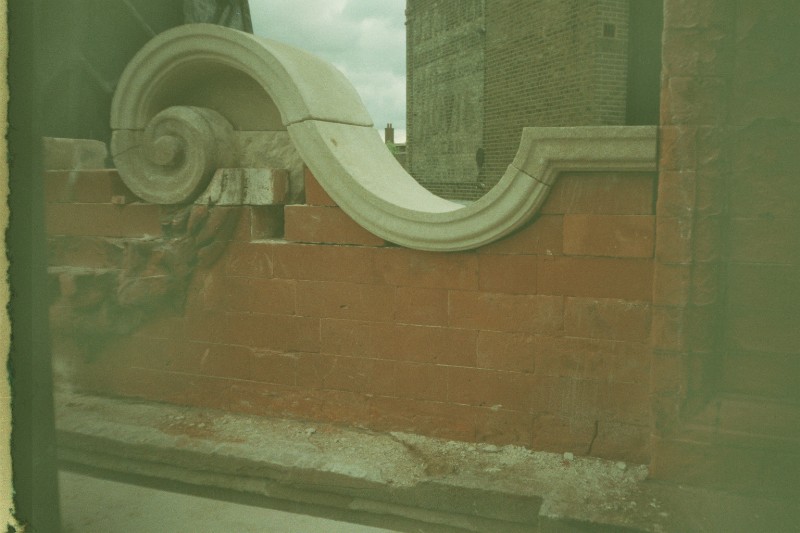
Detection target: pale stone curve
<box><xmin>110</xmin><ymin>24</ymin><xmax>372</xmax><ymax>130</ymax></box>
<box><xmin>111</xmin><ymin>24</ymin><xmax>657</xmax><ymax>251</ymax></box>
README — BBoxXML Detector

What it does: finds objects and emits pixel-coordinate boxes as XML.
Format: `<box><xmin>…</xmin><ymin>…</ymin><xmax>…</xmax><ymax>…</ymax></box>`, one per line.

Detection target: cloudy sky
<box><xmin>250</xmin><ymin>0</ymin><xmax>407</xmax><ymax>142</ymax></box>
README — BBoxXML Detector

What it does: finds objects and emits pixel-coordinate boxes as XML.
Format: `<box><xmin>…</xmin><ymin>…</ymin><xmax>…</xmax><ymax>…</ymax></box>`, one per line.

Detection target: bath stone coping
<box><xmin>111</xmin><ymin>24</ymin><xmax>657</xmax><ymax>251</ymax></box>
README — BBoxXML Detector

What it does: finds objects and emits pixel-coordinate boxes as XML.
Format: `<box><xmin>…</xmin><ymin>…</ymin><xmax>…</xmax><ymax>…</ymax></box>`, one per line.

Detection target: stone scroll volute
<box><xmin>112</xmin><ymin>106</ymin><xmax>237</xmax><ymax>204</ymax></box>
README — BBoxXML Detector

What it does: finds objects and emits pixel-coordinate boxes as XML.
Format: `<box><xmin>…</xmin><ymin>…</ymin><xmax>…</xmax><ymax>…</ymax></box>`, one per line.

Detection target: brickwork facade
<box><xmin>405</xmin><ymin>0</ymin><xmax>485</xmax><ymax>185</ymax></box>
<box><xmin>482</xmin><ymin>0</ymin><xmax>629</xmax><ymax>185</ymax></box>
<box><xmin>47</xmin><ymin>167</ymin><xmax>657</xmax><ymax>464</ymax></box>
<box><xmin>407</xmin><ymin>0</ymin><xmax>631</xmax><ymax>194</ymax></box>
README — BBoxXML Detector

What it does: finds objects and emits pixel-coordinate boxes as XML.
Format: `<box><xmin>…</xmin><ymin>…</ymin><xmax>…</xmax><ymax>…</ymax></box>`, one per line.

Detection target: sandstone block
<box><xmin>538</xmin><ymin>256</ymin><xmax>653</xmax><ymax>301</ymax></box>
<box><xmin>195</xmin><ymin>168</ymin><xmax>289</xmax><ymax>206</ymax></box>
<box><xmin>284</xmin><ymin>205</ymin><xmax>386</xmax><ymax>246</ymax></box>
<box><xmin>564</xmin><ymin>297</ymin><xmax>651</xmax><ymax>343</ymax></box>
<box><xmin>394</xmin><ymin>287</ymin><xmax>448</xmax><ymax>326</ymax></box>
<box><xmin>477</xmin><ymin>254</ymin><xmax>538</xmax><ymax>294</ymax></box>
<box><xmin>42</xmin><ymin>137</ymin><xmax>107</xmax><ymax>170</ymax></box>
<box><xmin>563</xmin><ymin>215</ymin><xmax>655</xmax><ymax>258</ymax></box>
<box><xmin>46</xmin><ymin>204</ymin><xmax>162</xmax><ymax>237</ymax></box>
<box><xmin>540</xmin><ymin>172</ymin><xmax>655</xmax><ymax>216</ymax></box>
<box><xmin>45</xmin><ymin>170</ymin><xmax>134</xmax><ymax>203</ymax></box>
<box><xmin>303</xmin><ymin>166</ymin><xmax>337</xmax><ymax>206</ymax></box>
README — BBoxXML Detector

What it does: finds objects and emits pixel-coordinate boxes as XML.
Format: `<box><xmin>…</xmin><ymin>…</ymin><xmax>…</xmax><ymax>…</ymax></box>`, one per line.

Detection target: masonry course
<box><xmin>48</xmin><ymin>165</ymin><xmax>658</xmax><ymax>465</ymax></box>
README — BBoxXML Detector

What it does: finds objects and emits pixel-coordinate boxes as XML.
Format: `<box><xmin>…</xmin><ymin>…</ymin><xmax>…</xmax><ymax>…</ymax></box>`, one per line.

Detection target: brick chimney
<box><xmin>384</xmin><ymin>123</ymin><xmax>395</xmax><ymax>144</ymax></box>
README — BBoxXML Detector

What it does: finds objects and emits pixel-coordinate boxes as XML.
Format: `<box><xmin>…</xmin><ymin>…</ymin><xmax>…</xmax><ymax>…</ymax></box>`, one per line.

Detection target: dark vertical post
<box><xmin>625</xmin><ymin>0</ymin><xmax>663</xmax><ymax>125</ymax></box>
<box><xmin>8</xmin><ymin>0</ymin><xmax>62</xmax><ymax>530</ymax></box>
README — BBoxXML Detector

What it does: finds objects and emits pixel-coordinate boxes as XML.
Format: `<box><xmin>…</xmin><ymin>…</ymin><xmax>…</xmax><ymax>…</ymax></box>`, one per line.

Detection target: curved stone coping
<box><xmin>111</xmin><ymin>24</ymin><xmax>657</xmax><ymax>251</ymax></box>
<box><xmin>287</xmin><ymin>120</ymin><xmax>551</xmax><ymax>250</ymax></box>
<box><xmin>111</xmin><ymin>23</ymin><xmax>372</xmax><ymax>129</ymax></box>
<box><xmin>512</xmin><ymin>126</ymin><xmax>659</xmax><ymax>186</ymax></box>
<box><xmin>290</xmin><ymin>121</ymin><xmax>657</xmax><ymax>250</ymax></box>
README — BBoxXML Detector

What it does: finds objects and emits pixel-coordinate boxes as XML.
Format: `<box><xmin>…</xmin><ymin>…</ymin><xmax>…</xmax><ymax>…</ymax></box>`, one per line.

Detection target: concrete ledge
<box><xmin>57</xmin><ymin>393</ymin><xmax>544</xmax><ymax>532</ymax></box>
<box><xmin>57</xmin><ymin>392</ymin><xmax>800</xmax><ymax>531</ymax></box>
<box><xmin>61</xmin><ymin>392</ymin><xmax>773</xmax><ymax>532</ymax></box>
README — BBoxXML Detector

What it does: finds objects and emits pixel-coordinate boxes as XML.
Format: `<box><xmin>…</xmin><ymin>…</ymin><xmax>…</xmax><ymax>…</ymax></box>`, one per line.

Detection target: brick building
<box><xmin>405</xmin><ymin>0</ymin><xmax>486</xmax><ymax>199</ymax></box>
<box><xmin>406</xmin><ymin>0</ymin><xmax>661</xmax><ymax>198</ymax></box>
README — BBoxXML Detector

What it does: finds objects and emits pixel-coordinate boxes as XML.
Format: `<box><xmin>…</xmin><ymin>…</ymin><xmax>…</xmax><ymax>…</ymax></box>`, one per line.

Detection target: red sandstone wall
<box><xmin>649</xmin><ymin>0</ymin><xmax>800</xmax><ymax>497</ymax></box>
<box><xmin>721</xmin><ymin>1</ymin><xmax>800</xmax><ymax>403</ymax></box>
<box><xmin>47</xmin><ymin>166</ymin><xmax>657</xmax><ymax>464</ymax></box>
<box><xmin>44</xmin><ymin>0</ymin><xmax>799</xmax><ymax>498</ymax></box>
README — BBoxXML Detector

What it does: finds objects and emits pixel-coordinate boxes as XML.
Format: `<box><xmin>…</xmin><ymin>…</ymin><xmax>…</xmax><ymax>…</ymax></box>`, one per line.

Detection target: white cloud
<box><xmin>249</xmin><ymin>0</ymin><xmax>407</xmax><ymax>139</ymax></box>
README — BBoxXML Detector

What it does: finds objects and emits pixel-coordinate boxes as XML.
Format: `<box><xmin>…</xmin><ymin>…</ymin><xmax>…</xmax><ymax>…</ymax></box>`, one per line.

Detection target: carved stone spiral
<box><xmin>112</xmin><ymin>106</ymin><xmax>237</xmax><ymax>204</ymax></box>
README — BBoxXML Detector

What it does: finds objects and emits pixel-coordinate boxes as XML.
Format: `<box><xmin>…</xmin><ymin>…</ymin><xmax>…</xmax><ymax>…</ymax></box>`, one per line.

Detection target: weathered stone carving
<box><xmin>49</xmin><ymin>202</ymin><xmax>243</xmax><ymax>355</ymax></box>
<box><xmin>197</xmin><ymin>168</ymin><xmax>288</xmax><ymax>206</ymax></box>
<box><xmin>113</xmin><ymin>106</ymin><xmax>237</xmax><ymax>204</ymax></box>
<box><xmin>237</xmin><ymin>132</ymin><xmax>304</xmax><ymax>203</ymax></box>
<box><xmin>112</xmin><ymin>24</ymin><xmax>657</xmax><ymax>251</ymax></box>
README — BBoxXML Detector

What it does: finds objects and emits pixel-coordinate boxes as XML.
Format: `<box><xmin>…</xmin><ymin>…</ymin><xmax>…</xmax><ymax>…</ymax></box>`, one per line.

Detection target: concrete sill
<box><xmin>55</xmin><ymin>391</ymin><xmax>796</xmax><ymax>532</ymax></box>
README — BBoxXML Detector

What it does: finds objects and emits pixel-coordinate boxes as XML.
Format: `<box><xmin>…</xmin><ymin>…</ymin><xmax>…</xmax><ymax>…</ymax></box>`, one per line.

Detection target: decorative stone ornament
<box><xmin>111</xmin><ymin>24</ymin><xmax>657</xmax><ymax>250</ymax></box>
<box><xmin>113</xmin><ymin>106</ymin><xmax>237</xmax><ymax>204</ymax></box>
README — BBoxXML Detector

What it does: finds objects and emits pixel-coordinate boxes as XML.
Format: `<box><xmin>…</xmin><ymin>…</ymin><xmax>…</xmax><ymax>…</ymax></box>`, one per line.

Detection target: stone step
<box><xmin>55</xmin><ymin>391</ymin><xmax>800</xmax><ymax>532</ymax></box>
<box><xmin>54</xmin><ymin>391</ymin><xmax>668</xmax><ymax>532</ymax></box>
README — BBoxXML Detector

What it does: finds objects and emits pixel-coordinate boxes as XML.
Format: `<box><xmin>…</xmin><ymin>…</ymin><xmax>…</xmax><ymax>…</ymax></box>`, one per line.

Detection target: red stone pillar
<box><xmin>650</xmin><ymin>0</ymin><xmax>734</xmax><ymax>461</ymax></box>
